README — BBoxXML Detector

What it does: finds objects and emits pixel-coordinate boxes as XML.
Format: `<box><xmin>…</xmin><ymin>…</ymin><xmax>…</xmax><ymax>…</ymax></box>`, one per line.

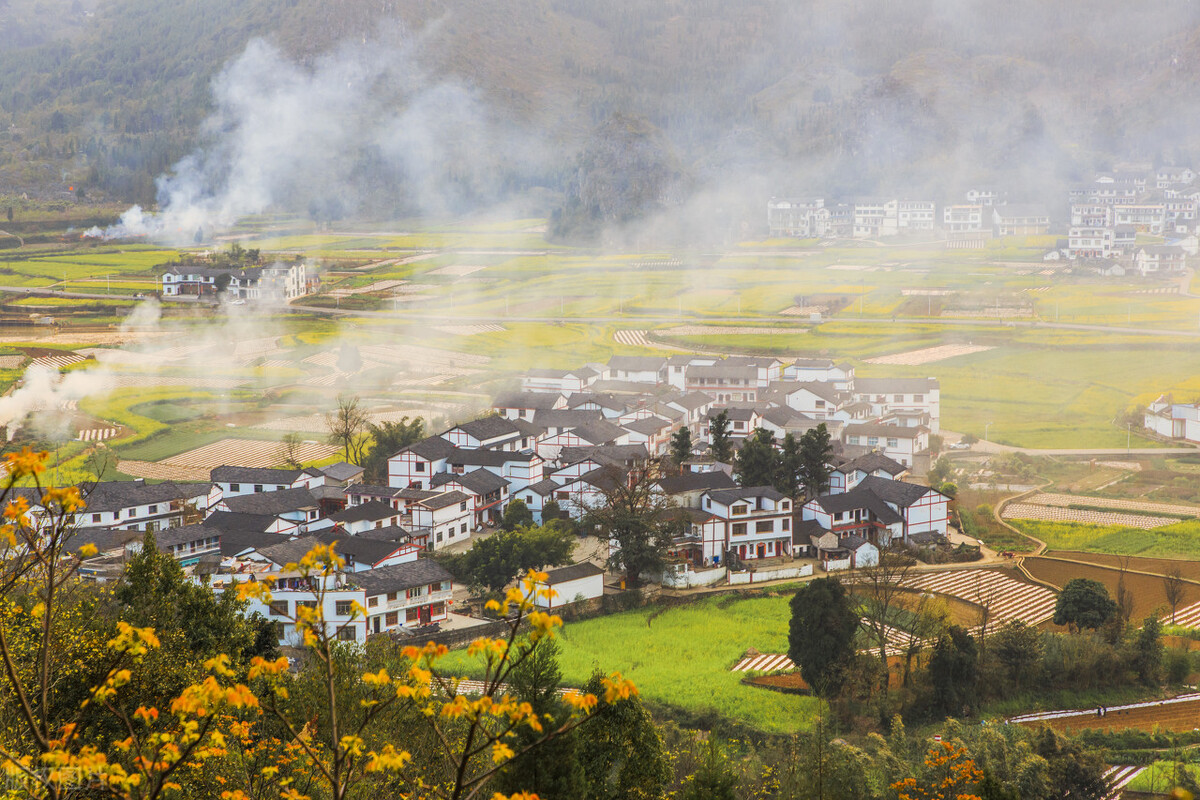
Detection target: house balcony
<box><xmin>383</xmin><ymin>588</ymin><xmax>453</xmax><ymax>612</ymax></box>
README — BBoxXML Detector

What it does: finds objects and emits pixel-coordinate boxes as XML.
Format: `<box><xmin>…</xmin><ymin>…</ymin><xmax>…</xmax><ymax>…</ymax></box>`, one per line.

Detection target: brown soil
<box><xmin>1024</xmin><ymin>556</ymin><xmax>1200</xmax><ymax>624</ymax></box>
<box><xmin>1020</xmin><ymin>697</ymin><xmax>1200</xmax><ymax>734</ymax></box>
<box><xmin>745</xmin><ymin>672</ymin><xmax>810</xmax><ymax>693</ymax></box>
<box><xmin>1047</xmin><ymin>551</ymin><xmax>1200</xmax><ymax>582</ymax></box>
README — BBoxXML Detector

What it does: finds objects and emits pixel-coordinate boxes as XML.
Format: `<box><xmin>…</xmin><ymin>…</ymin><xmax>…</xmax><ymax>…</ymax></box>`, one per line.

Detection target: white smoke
<box><xmin>90</xmin><ymin>36</ymin><xmax>545</xmax><ymax>243</ymax></box>
<box><xmin>0</xmin><ymin>366</ymin><xmax>114</xmax><ymax>441</ymax></box>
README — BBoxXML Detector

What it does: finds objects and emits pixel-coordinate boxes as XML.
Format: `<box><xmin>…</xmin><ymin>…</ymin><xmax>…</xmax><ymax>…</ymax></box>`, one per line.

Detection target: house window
<box><xmin>368</xmin><ymin>597</ymin><xmax>379</xmax><ymax>608</ymax></box>
<box><xmin>848</xmin><ymin>436</ymin><xmax>859</xmax><ymax>445</ymax></box>
<box><xmin>277</xmin><ymin>485</ymin><xmax>286</xmax><ymax>491</ymax></box>
<box><xmin>337</xmin><ymin>627</ymin><xmax>357</xmax><ymax>641</ymax></box>
<box><xmin>731</xmin><ymin>504</ymin><xmax>748</xmax><ymax>516</ymax></box>
<box><xmin>460</xmin><ymin>501</ymin><xmax>467</xmax><ymax>512</ymax></box>
<box><xmin>335</xmin><ymin>600</ymin><xmax>355</xmax><ymax>616</ymax></box>
<box><xmin>782</xmin><ymin>501</ymin><xmax>790</xmax><ymax>511</ymax></box>
<box><xmin>415</xmin><ymin>462</ymin><xmax>426</xmax><ymax>472</ymax></box>
<box><xmin>834</xmin><ymin>512</ymin><xmax>843</xmax><ymax>522</ymax></box>
<box><xmin>894</xmin><ymin>395</ymin><xmax>904</xmax><ymax>402</ymax></box>
<box><xmin>461</xmin><ymin>523</ymin><xmax>468</xmax><ymax>534</ymax></box>
<box><xmin>406</xmin><ymin>608</ymin><xmax>421</xmax><ymax>624</ymax></box>
<box><xmin>230</xmin><ymin>483</ymin><xmax>240</xmax><ymax>492</ymax></box>
<box><xmin>887</xmin><ymin>438</ymin><xmax>899</xmax><ymax>448</ymax></box>
<box><xmin>385</xmin><ymin>611</ymin><xmax>398</xmax><ymax>626</ymax></box>
<box><xmin>815</xmin><ymin>400</ymin><xmax>825</xmax><ymax>408</ymax></box>
<box><xmin>755</xmin><ymin>520</ymin><xmax>774</xmax><ymax>533</ymax></box>
<box><xmin>407</xmin><ymin>586</ymin><xmax>424</xmax><ymax>599</ymax></box>
<box><xmin>254</xmin><ymin>484</ymin><xmax>263</xmax><ymax>493</ymax></box>
<box><xmin>268</xmin><ymin>601</ymin><xmax>288</xmax><ymax>617</ymax></box>
<box><xmin>914</xmin><ymin>394</ymin><xmax>924</xmax><ymax>403</ymax></box>
<box><xmin>92</xmin><ymin>513</ymin><xmax>102</xmax><ymax>523</ymax></box>
<box><xmin>148</xmin><ymin>505</ymin><xmax>158</xmax><ymax>514</ymax></box>
<box><xmin>296</xmin><ymin>600</ymin><xmax>317</xmax><ymax>612</ymax></box>
<box><xmin>732</xmin><ymin>523</ymin><xmax>747</xmax><ymax>536</ymax></box>
<box><xmin>867</xmin><ymin>437</ymin><xmax>879</xmax><ymax>446</ymax></box>
<box><xmin>783</xmin><ymin>519</ymin><xmax>790</xmax><ymax>531</ymax></box>
<box><xmin>557</xmin><ymin>491</ymin><xmax>570</xmax><ymax>501</ymax></box>
<box><xmin>387</xmin><ymin>592</ymin><xmax>397</xmax><ymax>602</ymax></box>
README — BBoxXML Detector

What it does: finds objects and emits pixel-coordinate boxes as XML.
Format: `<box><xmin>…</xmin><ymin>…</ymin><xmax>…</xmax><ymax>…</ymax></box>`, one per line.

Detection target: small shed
<box><xmin>536</xmin><ymin>562</ymin><xmax>606</xmax><ymax>609</ymax></box>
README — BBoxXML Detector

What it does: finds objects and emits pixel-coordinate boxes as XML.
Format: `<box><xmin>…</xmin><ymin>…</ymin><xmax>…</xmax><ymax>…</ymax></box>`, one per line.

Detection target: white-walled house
<box><xmin>699</xmin><ymin>486</ymin><xmax>794</xmax><ymax>562</ymax></box>
<box><xmin>842</xmin><ymin>423</ymin><xmax>929</xmax><ymax>468</ymax></box>
<box><xmin>801</xmin><ymin>476</ymin><xmax>947</xmax><ymax>549</ymax></box>
<box><xmin>1144</xmin><ymin>395</ymin><xmax>1200</xmax><ymax>443</ymax></box>
<box><xmin>535</xmin><ymin>562</ymin><xmax>606</xmax><ymax>608</ymax></box>
<box><xmin>79</xmin><ymin>480</ymin><xmax>210</xmax><ymax>532</ymax></box>
<box><xmin>853</xmin><ymin>377</ymin><xmax>940</xmax><ymax>433</ymax></box>
<box><xmin>411</xmin><ymin>491</ymin><xmax>474</xmax><ymax>550</ymax></box>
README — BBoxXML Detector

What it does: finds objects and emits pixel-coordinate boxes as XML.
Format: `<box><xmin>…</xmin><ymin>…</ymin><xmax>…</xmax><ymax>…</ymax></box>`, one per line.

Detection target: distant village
<box><xmin>769</xmin><ymin>162</ymin><xmax>1200</xmax><ymax>277</ymax></box>
<box><xmin>40</xmin><ymin>352</ymin><xmax>948</xmax><ymax>650</ymax></box>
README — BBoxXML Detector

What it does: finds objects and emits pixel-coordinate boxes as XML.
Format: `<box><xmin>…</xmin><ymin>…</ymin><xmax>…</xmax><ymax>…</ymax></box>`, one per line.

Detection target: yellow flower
<box><xmin>5</xmin><ymin>448</ymin><xmax>47</xmax><ymax>477</ymax></box>
<box><xmin>365</xmin><ymin>745</ymin><xmax>411</xmax><ymax>772</ymax></box>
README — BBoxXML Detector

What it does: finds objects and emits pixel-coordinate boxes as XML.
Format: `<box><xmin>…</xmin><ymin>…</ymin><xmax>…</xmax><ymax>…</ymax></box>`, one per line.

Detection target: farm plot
<box><xmin>658</xmin><ymin>325</ymin><xmax>810</xmax><ymax>336</ymax></box>
<box><xmin>1012</xmin><ymin>693</ymin><xmax>1200</xmax><ymax>734</ymax></box>
<box><xmin>427</xmin><ymin>265</ymin><xmax>487</xmax><ymax>277</ymax></box>
<box><xmin>253</xmin><ymin>408</ymin><xmax>433</xmax><ymax>434</ymax></box>
<box><xmin>159</xmin><ymin>438</ymin><xmax>339</xmax><ymax>470</ymax></box>
<box><xmin>1024</xmin><ymin>492</ymin><xmax>1200</xmax><ymax>517</ymax></box>
<box><xmin>614</xmin><ymin>330</ymin><xmax>650</xmax><ymax>346</ymax></box>
<box><xmin>116</xmin><ymin>460</ymin><xmax>212</xmax><ymax>483</ymax></box>
<box><xmin>901</xmin><ymin>569</ymin><xmax>1058</xmax><ymax>628</ymax></box>
<box><xmin>864</xmin><ymin>344</ymin><xmax>994</xmax><ymax>365</ymax></box>
<box><xmin>1048</xmin><ymin>551</ymin><xmax>1200</xmax><ymax>582</ymax></box>
<box><xmin>1023</xmin><ymin>556</ymin><xmax>1200</xmax><ymax>623</ymax></box>
<box><xmin>1003</xmin><ymin>504</ymin><xmax>1178</xmax><ymax>529</ymax></box>
<box><xmin>434</xmin><ymin>324</ymin><xmax>505</xmax><ymax>336</ymax></box>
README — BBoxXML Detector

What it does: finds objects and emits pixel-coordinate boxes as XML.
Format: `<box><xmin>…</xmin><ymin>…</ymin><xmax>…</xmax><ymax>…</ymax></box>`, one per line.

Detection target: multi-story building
<box><xmin>767</xmin><ymin>198</ymin><xmax>831</xmax><ymax>238</ymax></box>
<box><xmin>699</xmin><ymin>486</ymin><xmax>794</xmax><ymax>562</ymax></box>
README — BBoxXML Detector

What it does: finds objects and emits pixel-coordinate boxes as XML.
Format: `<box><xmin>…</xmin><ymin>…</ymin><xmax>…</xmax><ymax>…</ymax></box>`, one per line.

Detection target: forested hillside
<box><xmin>2</xmin><ymin>0</ymin><xmax>1200</xmax><ymax>226</ymax></box>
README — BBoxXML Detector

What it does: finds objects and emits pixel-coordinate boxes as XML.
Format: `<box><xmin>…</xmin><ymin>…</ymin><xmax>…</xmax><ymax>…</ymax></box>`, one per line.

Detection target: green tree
<box><xmin>325</xmin><ymin>393</ymin><xmax>371</xmax><ymax>465</ymax></box>
<box><xmin>496</xmin><ymin>639</ymin><xmax>587</xmax><ymax>799</ymax></box>
<box><xmin>542</xmin><ymin>499</ymin><xmax>563</xmax><ymax>522</ymax></box>
<box><xmin>669</xmin><ymin>426</ymin><xmax>693</xmax><ymax>471</ymax></box>
<box><xmin>928</xmin><ymin>455</ymin><xmax>953</xmax><ymax>486</ymax></box>
<box><xmin>438</xmin><ymin>524</ymin><xmax>575</xmax><ymax>594</ymax></box>
<box><xmin>928</xmin><ymin>625</ymin><xmax>978</xmax><ymax>718</ymax></box>
<box><xmin>1033</xmin><ymin>728</ymin><xmax>1109</xmax><ymax>800</ymax></box>
<box><xmin>587</xmin><ymin>464</ymin><xmax>677</xmax><ymax>588</ymax></box>
<box><xmin>708</xmin><ymin>411</ymin><xmax>732</xmax><ymax>463</ymax></box>
<box><xmin>798</xmin><ymin>423</ymin><xmax>833</xmax><ymax>500</ymax></box>
<box><xmin>735</xmin><ymin>428</ymin><xmax>779</xmax><ymax>488</ymax></box>
<box><xmin>500</xmin><ymin>498</ymin><xmax>535</xmax><ymax>531</ymax></box>
<box><xmin>679</xmin><ymin>738</ymin><xmax>738</xmax><ymax>800</ymax></box>
<box><xmin>1053</xmin><ymin>578</ymin><xmax>1117</xmax><ymax>632</ymax></box>
<box><xmin>776</xmin><ymin>431</ymin><xmax>802</xmax><ymax>497</ymax></box>
<box><xmin>788</xmin><ymin>578</ymin><xmax>860</xmax><ymax>697</ymax></box>
<box><xmin>1132</xmin><ymin>615</ymin><xmax>1163</xmax><ymax>686</ymax></box>
<box><xmin>360</xmin><ymin>415</ymin><xmax>426</xmax><ymax>482</ymax></box>
<box><xmin>992</xmin><ymin>620</ymin><xmax>1044</xmax><ymax>689</ymax></box>
<box><xmin>577</xmin><ymin>670</ymin><xmax>672</xmax><ymax>800</ymax></box>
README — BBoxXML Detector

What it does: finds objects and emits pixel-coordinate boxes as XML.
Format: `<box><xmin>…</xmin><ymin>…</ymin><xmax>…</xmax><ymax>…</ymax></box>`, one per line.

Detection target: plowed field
<box><xmin>1023</xmin><ymin>557</ymin><xmax>1200</xmax><ymax>624</ymax></box>
<box><xmin>1018</xmin><ymin>697</ymin><xmax>1200</xmax><ymax>734</ymax></box>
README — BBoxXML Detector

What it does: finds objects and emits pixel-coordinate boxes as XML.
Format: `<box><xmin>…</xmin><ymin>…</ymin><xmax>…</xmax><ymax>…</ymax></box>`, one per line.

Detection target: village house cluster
<box><xmin>21</xmin><ymin>355</ymin><xmax>947</xmax><ymax>647</ymax></box>
<box><xmin>160</xmin><ymin>260</ymin><xmax>312</xmax><ymax>301</ymax></box>
<box><xmin>769</xmin><ymin>162</ymin><xmax>1199</xmax><ymax>277</ymax></box>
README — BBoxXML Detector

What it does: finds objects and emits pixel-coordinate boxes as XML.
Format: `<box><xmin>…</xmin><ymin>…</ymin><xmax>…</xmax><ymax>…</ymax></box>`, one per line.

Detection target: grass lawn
<box><xmin>1009</xmin><ymin>519</ymin><xmax>1200</xmax><ymax>559</ymax></box>
<box><xmin>440</xmin><ymin>594</ymin><xmax>822</xmax><ymax>733</ymax></box>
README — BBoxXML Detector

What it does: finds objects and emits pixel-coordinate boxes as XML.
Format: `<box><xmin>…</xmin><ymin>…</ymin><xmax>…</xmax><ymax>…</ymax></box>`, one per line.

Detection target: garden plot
<box><xmin>427</xmin><ymin>265</ymin><xmax>487</xmax><ymax>277</ymax></box>
<box><xmin>434</xmin><ymin>323</ymin><xmax>505</xmax><ymax>336</ymax></box>
<box><xmin>0</xmin><ymin>355</ymin><xmax>26</xmax><ymax>368</ymax></box>
<box><xmin>328</xmin><ymin>279</ymin><xmax>408</xmax><ymax>297</ymax></box>
<box><xmin>253</xmin><ymin>408</ymin><xmax>435</xmax><ymax>434</ymax></box>
<box><xmin>1003</xmin><ymin>503</ymin><xmax>1177</xmax><ymax>529</ymax></box>
<box><xmin>76</xmin><ymin>427</ymin><xmax>119</xmax><ymax>442</ymax></box>
<box><xmin>358</xmin><ymin>343</ymin><xmax>490</xmax><ymax>369</ymax></box>
<box><xmin>865</xmin><ymin>344</ymin><xmax>994</xmax><ymax>365</ymax></box>
<box><xmin>159</xmin><ymin>438</ymin><xmax>338</xmax><ymax>470</ymax></box>
<box><xmin>902</xmin><ymin>569</ymin><xmax>1058</xmax><ymax>628</ymax></box>
<box><xmin>614</xmin><ymin>330</ymin><xmax>650</xmax><ymax>346</ymax></box>
<box><xmin>1013</xmin><ymin>693</ymin><xmax>1200</xmax><ymax>734</ymax></box>
<box><xmin>659</xmin><ymin>325</ymin><xmax>810</xmax><ymax>336</ymax></box>
<box><xmin>1163</xmin><ymin>600</ymin><xmax>1200</xmax><ymax>628</ymax></box>
<box><xmin>117</xmin><ymin>460</ymin><xmax>211</xmax><ymax>482</ymax></box>
<box><xmin>731</xmin><ymin>623</ymin><xmax>913</xmax><ymax>674</ymax></box>
<box><xmin>302</xmin><ymin>351</ymin><xmax>384</xmax><ymax>372</ymax></box>
<box><xmin>1022</xmin><ymin>492</ymin><xmax>1200</xmax><ymax>518</ymax></box>
<box><xmin>779</xmin><ymin>306</ymin><xmax>824</xmax><ymax>317</ymax></box>
<box><xmin>32</xmin><ymin>352</ymin><xmax>89</xmax><ymax>370</ymax></box>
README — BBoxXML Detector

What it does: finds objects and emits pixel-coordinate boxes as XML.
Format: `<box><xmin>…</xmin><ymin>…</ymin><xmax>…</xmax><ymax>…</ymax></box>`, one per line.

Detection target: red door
<box><xmin>419</xmin><ymin>605</ymin><xmax>431</xmax><ymax>624</ymax></box>
<box><xmin>756</xmin><ymin>544</ymin><xmax>765</xmax><ymax>559</ymax></box>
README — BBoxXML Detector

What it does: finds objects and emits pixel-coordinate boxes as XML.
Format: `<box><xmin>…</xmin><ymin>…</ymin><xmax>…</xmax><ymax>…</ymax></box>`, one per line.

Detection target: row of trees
<box><xmin>788</xmin><ymin>565</ymin><xmax>1186</xmax><ymax>732</ymax></box>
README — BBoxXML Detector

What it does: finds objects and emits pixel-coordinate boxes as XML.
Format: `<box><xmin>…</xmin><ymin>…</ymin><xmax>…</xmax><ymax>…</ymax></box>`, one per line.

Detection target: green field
<box><xmin>440</xmin><ymin>594</ymin><xmax>821</xmax><ymax>733</ymax></box>
<box><xmin>1010</xmin><ymin>519</ymin><xmax>1200</xmax><ymax>559</ymax></box>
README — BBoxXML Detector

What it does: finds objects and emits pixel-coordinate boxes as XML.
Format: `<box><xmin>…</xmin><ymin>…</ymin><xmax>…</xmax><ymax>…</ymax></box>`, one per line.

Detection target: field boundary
<box><xmin>1025</xmin><ymin>554</ymin><xmax>1200</xmax><ymax>591</ymax></box>
<box><xmin>995</xmin><ymin>481</ymin><xmax>1053</xmax><ymax>555</ymax></box>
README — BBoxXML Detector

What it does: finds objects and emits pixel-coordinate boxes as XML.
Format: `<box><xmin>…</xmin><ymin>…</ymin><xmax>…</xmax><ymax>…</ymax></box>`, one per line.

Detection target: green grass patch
<box><xmin>1008</xmin><ymin>518</ymin><xmax>1200</xmax><ymax>559</ymax></box>
<box><xmin>440</xmin><ymin>594</ymin><xmax>822</xmax><ymax>733</ymax></box>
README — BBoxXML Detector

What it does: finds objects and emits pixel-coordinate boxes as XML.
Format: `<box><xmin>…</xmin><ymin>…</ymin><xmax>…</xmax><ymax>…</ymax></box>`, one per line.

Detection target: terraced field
<box><xmin>1003</xmin><ymin>503</ymin><xmax>1180</xmax><ymax>529</ymax></box>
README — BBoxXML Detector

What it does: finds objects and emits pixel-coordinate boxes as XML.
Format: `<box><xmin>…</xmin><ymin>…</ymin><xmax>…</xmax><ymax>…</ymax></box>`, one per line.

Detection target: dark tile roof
<box><xmin>793</xmin><ymin>518</ymin><xmax>826</xmax><ymax>544</ymax></box>
<box><xmin>608</xmin><ymin>356</ymin><xmax>665</xmax><ymax>371</ymax></box>
<box><xmin>204</xmin><ymin>511</ymin><xmax>285</xmax><ymax>533</ymax></box>
<box><xmin>856</xmin><ymin>475</ymin><xmax>941</xmax><ymax>507</ymax></box>
<box><xmin>328</xmin><ymin>500</ymin><xmax>399</xmax><ymax>524</ymax></box>
<box><xmin>81</xmin><ymin>480</ymin><xmax>210</xmax><ymax>512</ymax></box>
<box><xmin>419</xmin><ymin>490</ymin><xmax>470</xmax><ymax>511</ymax></box>
<box><xmin>839</xmin><ymin>452</ymin><xmax>908</xmax><ymax>477</ymax></box>
<box><xmin>656</xmin><ymin>471</ymin><xmax>737</xmax><ymax>495</ymax></box>
<box><xmin>402</xmin><ymin>435</ymin><xmax>457</xmax><ymax>461</ymax></box>
<box><xmin>844</xmin><ymin>422</ymin><xmax>927</xmax><ymax>438</ymax></box>
<box><xmin>523</xmin><ymin>478</ymin><xmax>559</xmax><ymax>496</ymax></box>
<box><xmin>347</xmin><ymin>484</ymin><xmax>400</xmax><ymax>499</ymax></box>
<box><xmin>543</xmin><ymin>561</ymin><xmax>606</xmax><ymax>583</ymax></box>
<box><xmin>312</xmin><ymin>530</ymin><xmax>405</xmax><ymax>565</ymax></box>
<box><xmin>211</xmin><ymin>466</ymin><xmax>304</xmax><ymax>484</ymax></box>
<box><xmin>356</xmin><ymin>524</ymin><xmax>412</xmax><ymax>543</ymax></box>
<box><xmin>674</xmin><ymin>391</ymin><xmax>715</xmax><ymax>411</ymax></box>
<box><xmin>218</xmin><ymin>529</ymin><xmax>287</xmax><ymax>557</ymax></box>
<box><xmin>221</xmin><ymin>487</ymin><xmax>319</xmax><ymax>516</ymax></box>
<box><xmin>533</xmin><ymin>408</ymin><xmax>604</xmax><ymax>428</ymax></box>
<box><xmin>452</xmin><ymin>416</ymin><xmax>521</xmax><ymax>441</ymax></box>
<box><xmin>153</xmin><ymin>523</ymin><xmax>218</xmax><ymax>549</ymax></box>
<box><xmin>320</xmin><ymin>462</ymin><xmax>365</xmax><ymax>482</ymax></box>
<box><xmin>494</xmin><ymin>391</ymin><xmax>564</xmax><ymax>409</ymax></box>
<box><xmin>566</xmin><ymin>420</ymin><xmax>625</xmax><ymax>445</ymax></box>
<box><xmin>351</xmin><ymin>559</ymin><xmax>454</xmax><ymax>595</ymax></box>
<box><xmin>431</xmin><ymin>468</ymin><xmax>510</xmax><ymax>495</ymax></box>
<box><xmin>812</xmin><ymin>487</ymin><xmax>904</xmax><ymax>525</ymax></box>
<box><xmin>908</xmin><ymin>531</ymin><xmax>946</xmax><ymax>545</ymax></box>
<box><xmin>687</xmin><ymin>364</ymin><xmax>757</xmax><ymax>380</ymax></box>
<box><xmin>623</xmin><ymin>416</ymin><xmax>672</xmax><ymax>435</ymax></box>
<box><xmin>558</xmin><ymin>444</ymin><xmax>648</xmax><ymax>467</ymax></box>
<box><xmin>253</xmin><ymin>536</ymin><xmax>325</xmax><ymax>567</ymax></box>
<box><xmin>706</xmin><ymin>486</ymin><xmax>787</xmax><ymax>505</ymax></box>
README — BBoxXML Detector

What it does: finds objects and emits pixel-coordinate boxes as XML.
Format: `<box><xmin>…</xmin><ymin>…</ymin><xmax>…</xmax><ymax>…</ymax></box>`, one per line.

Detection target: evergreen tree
<box><xmin>669</xmin><ymin>426</ymin><xmax>693</xmax><ymax>470</ymax></box>
<box><xmin>798</xmin><ymin>423</ymin><xmax>834</xmax><ymax>499</ymax></box>
<box><xmin>735</xmin><ymin>428</ymin><xmax>779</xmax><ymax>488</ymax></box>
<box><xmin>1053</xmin><ymin>578</ymin><xmax>1117</xmax><ymax>631</ymax></box>
<box><xmin>679</xmin><ymin>738</ymin><xmax>738</xmax><ymax>800</ymax></box>
<box><xmin>788</xmin><ymin>578</ymin><xmax>859</xmax><ymax>696</ymax></box>
<box><xmin>501</xmin><ymin>498</ymin><xmax>535</xmax><ymax>531</ymax></box>
<box><xmin>577</xmin><ymin>670</ymin><xmax>672</xmax><ymax>800</ymax></box>
<box><xmin>928</xmin><ymin>626</ymin><xmax>978</xmax><ymax>718</ymax></box>
<box><xmin>360</xmin><ymin>416</ymin><xmax>426</xmax><ymax>483</ymax></box>
<box><xmin>776</xmin><ymin>431</ymin><xmax>802</xmax><ymax>497</ymax></box>
<box><xmin>708</xmin><ymin>410</ymin><xmax>733</xmax><ymax>463</ymax></box>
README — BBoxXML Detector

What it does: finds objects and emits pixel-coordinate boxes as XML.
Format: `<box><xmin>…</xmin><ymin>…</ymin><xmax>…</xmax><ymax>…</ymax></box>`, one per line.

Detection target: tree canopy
<box><xmin>788</xmin><ymin>577</ymin><xmax>860</xmax><ymax>696</ymax></box>
<box><xmin>1053</xmin><ymin>578</ymin><xmax>1117</xmax><ymax>631</ymax></box>
<box><xmin>438</xmin><ymin>524</ymin><xmax>575</xmax><ymax>594</ymax></box>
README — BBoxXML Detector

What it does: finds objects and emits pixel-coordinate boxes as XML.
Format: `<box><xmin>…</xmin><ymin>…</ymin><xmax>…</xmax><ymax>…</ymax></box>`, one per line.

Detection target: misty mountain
<box><xmin>3</xmin><ymin>0</ymin><xmax>1200</xmax><ymax>226</ymax></box>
